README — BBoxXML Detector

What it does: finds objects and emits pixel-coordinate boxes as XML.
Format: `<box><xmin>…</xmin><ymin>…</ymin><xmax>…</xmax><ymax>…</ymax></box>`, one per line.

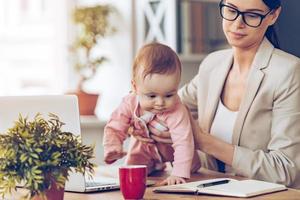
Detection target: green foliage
<box><xmin>72</xmin><ymin>5</ymin><xmax>116</xmax><ymax>90</ymax></box>
<box><xmin>0</xmin><ymin>113</ymin><xmax>95</xmax><ymax>199</ymax></box>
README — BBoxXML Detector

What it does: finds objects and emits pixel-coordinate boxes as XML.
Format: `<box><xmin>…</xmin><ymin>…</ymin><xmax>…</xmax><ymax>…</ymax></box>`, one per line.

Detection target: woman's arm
<box><xmin>231</xmin><ymin>62</ymin><xmax>300</xmax><ymax>187</ymax></box>
<box><xmin>191</xmin><ymin>116</ymin><xmax>234</xmax><ymax>166</ymax></box>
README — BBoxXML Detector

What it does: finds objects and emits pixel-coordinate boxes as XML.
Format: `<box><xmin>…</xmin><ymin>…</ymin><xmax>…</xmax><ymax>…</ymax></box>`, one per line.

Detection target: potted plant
<box><xmin>71</xmin><ymin>4</ymin><xmax>116</xmax><ymax>115</ymax></box>
<box><xmin>0</xmin><ymin>113</ymin><xmax>95</xmax><ymax>200</ymax></box>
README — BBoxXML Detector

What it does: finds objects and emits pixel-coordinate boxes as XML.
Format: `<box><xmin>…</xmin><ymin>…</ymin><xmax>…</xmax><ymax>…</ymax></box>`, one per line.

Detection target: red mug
<box><xmin>119</xmin><ymin>165</ymin><xmax>147</xmax><ymax>200</ymax></box>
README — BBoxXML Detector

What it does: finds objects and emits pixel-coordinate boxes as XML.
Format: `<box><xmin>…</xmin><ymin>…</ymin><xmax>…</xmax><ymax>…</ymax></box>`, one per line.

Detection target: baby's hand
<box><xmin>104</xmin><ymin>150</ymin><xmax>127</xmax><ymax>164</ymax></box>
<box><xmin>159</xmin><ymin>175</ymin><xmax>186</xmax><ymax>186</ymax></box>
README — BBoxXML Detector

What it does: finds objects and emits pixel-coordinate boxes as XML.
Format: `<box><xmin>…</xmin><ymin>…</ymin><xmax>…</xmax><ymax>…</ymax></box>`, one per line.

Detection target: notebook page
<box><xmin>198</xmin><ymin>179</ymin><xmax>286</xmax><ymax>197</ymax></box>
<box><xmin>153</xmin><ymin>178</ymin><xmax>236</xmax><ymax>193</ymax></box>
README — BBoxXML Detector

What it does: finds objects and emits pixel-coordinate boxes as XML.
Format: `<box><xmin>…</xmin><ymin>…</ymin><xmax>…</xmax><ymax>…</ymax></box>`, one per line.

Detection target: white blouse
<box><xmin>211</xmin><ymin>100</ymin><xmax>238</xmax><ymax>144</ymax></box>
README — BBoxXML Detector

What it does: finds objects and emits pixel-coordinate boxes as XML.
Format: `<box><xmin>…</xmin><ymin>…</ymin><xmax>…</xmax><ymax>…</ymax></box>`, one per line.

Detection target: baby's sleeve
<box><xmin>165</xmin><ymin>104</ymin><xmax>194</xmax><ymax>178</ymax></box>
<box><xmin>103</xmin><ymin>95</ymin><xmax>134</xmax><ymax>154</ymax></box>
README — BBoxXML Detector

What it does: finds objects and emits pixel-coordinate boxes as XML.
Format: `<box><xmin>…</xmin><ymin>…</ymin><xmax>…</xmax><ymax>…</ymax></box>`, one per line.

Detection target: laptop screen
<box><xmin>0</xmin><ymin>95</ymin><xmax>81</xmax><ymax>136</ymax></box>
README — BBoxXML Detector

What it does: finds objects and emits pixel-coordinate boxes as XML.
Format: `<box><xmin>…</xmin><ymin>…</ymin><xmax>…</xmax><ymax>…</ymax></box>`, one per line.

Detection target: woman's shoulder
<box><xmin>266</xmin><ymin>49</ymin><xmax>300</xmax><ymax>90</ymax></box>
<box><xmin>206</xmin><ymin>48</ymin><xmax>232</xmax><ymax>59</ymax></box>
<box><xmin>268</xmin><ymin>48</ymin><xmax>300</xmax><ymax>77</ymax></box>
<box><xmin>272</xmin><ymin>48</ymin><xmax>300</xmax><ymax>66</ymax></box>
<box><xmin>199</xmin><ymin>48</ymin><xmax>233</xmax><ymax>71</ymax></box>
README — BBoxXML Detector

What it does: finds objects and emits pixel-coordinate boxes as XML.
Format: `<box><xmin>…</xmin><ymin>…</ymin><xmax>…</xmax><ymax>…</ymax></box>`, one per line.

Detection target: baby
<box><xmin>103</xmin><ymin>43</ymin><xmax>199</xmax><ymax>185</ymax></box>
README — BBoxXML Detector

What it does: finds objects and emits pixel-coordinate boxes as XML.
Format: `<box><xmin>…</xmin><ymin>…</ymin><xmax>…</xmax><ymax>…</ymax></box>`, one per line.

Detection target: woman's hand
<box><xmin>104</xmin><ymin>150</ymin><xmax>127</xmax><ymax>164</ymax></box>
<box><xmin>128</xmin><ymin>121</ymin><xmax>173</xmax><ymax>144</ymax></box>
<box><xmin>127</xmin><ymin>126</ymin><xmax>155</xmax><ymax>143</ymax></box>
<box><xmin>148</xmin><ymin>124</ymin><xmax>172</xmax><ymax>144</ymax></box>
<box><xmin>157</xmin><ymin>175</ymin><xmax>186</xmax><ymax>186</ymax></box>
<box><xmin>128</xmin><ymin>122</ymin><xmax>174</xmax><ymax>161</ymax></box>
<box><xmin>128</xmin><ymin>107</ymin><xmax>204</xmax><ymax>149</ymax></box>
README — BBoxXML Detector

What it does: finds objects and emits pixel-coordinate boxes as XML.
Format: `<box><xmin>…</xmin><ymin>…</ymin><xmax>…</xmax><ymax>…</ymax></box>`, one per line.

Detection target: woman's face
<box><xmin>221</xmin><ymin>0</ymin><xmax>280</xmax><ymax>50</ymax></box>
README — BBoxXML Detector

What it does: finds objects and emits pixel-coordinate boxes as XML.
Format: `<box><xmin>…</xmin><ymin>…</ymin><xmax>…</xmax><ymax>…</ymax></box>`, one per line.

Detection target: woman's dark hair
<box><xmin>262</xmin><ymin>0</ymin><xmax>281</xmax><ymax>48</ymax></box>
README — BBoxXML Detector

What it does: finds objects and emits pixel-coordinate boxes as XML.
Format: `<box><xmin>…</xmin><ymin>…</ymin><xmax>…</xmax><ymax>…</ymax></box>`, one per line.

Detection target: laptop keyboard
<box><xmin>86</xmin><ymin>181</ymin><xmax>116</xmax><ymax>187</ymax></box>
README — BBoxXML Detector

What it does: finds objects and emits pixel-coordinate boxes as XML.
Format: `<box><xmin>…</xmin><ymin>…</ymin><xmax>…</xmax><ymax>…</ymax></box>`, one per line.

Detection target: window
<box><xmin>0</xmin><ymin>0</ymin><xmax>70</xmax><ymax>95</ymax></box>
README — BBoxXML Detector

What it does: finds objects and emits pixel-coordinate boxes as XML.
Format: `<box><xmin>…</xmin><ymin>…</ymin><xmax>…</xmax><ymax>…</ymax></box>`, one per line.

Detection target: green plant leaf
<box><xmin>0</xmin><ymin>113</ymin><xmax>95</xmax><ymax>198</ymax></box>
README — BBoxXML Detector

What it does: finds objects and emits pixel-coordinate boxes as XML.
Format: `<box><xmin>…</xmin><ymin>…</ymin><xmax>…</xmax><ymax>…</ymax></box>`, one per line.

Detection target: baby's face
<box><xmin>133</xmin><ymin>71</ymin><xmax>180</xmax><ymax>114</ymax></box>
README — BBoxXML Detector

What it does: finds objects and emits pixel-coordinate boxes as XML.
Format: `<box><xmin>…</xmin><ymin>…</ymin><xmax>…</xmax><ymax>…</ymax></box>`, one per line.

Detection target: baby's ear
<box><xmin>131</xmin><ymin>80</ymin><xmax>137</xmax><ymax>94</ymax></box>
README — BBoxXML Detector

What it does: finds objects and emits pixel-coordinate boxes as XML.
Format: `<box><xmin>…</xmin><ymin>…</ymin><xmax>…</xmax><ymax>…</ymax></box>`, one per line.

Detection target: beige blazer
<box><xmin>179</xmin><ymin>38</ymin><xmax>300</xmax><ymax>188</ymax></box>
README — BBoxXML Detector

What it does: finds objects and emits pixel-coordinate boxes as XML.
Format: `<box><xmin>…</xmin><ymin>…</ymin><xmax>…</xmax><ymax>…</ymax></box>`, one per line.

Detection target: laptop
<box><xmin>0</xmin><ymin>95</ymin><xmax>119</xmax><ymax>192</ymax></box>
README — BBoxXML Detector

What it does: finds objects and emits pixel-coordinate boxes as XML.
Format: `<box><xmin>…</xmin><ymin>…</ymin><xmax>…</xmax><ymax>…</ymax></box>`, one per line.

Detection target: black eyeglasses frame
<box><xmin>219</xmin><ymin>3</ymin><xmax>273</xmax><ymax>28</ymax></box>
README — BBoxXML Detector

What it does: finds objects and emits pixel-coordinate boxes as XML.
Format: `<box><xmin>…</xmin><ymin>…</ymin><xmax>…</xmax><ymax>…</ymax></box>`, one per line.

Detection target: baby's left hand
<box><xmin>158</xmin><ymin>175</ymin><xmax>186</xmax><ymax>186</ymax></box>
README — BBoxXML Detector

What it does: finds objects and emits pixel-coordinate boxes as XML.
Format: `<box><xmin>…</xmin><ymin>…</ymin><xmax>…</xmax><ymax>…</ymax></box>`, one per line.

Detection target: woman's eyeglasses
<box><xmin>219</xmin><ymin>3</ymin><xmax>273</xmax><ymax>28</ymax></box>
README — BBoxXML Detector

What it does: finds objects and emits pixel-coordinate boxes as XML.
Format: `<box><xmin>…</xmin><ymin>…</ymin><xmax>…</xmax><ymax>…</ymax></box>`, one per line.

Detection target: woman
<box><xmin>132</xmin><ymin>0</ymin><xmax>300</xmax><ymax>188</ymax></box>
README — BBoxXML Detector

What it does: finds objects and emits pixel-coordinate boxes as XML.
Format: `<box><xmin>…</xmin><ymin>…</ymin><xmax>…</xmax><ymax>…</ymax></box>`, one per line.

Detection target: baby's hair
<box><xmin>132</xmin><ymin>42</ymin><xmax>181</xmax><ymax>81</ymax></box>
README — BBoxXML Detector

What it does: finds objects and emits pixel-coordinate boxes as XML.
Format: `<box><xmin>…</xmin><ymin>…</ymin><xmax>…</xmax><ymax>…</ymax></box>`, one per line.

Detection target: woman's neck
<box><xmin>232</xmin><ymin>44</ymin><xmax>260</xmax><ymax>75</ymax></box>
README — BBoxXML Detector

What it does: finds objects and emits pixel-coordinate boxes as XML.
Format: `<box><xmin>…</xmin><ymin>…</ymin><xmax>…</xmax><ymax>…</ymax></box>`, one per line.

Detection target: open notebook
<box><xmin>153</xmin><ymin>178</ymin><xmax>287</xmax><ymax>198</ymax></box>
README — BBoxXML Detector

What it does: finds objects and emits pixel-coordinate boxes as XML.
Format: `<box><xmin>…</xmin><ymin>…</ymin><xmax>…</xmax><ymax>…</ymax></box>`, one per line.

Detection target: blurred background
<box><xmin>0</xmin><ymin>0</ymin><xmax>299</xmax><ymax>164</ymax></box>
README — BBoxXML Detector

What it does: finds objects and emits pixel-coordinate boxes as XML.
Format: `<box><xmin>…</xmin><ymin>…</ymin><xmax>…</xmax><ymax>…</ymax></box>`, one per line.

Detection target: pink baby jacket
<box><xmin>103</xmin><ymin>93</ymin><xmax>194</xmax><ymax>178</ymax></box>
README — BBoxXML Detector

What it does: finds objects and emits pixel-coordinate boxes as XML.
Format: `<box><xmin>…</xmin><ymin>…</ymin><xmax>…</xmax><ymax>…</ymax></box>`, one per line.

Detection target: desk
<box><xmin>63</xmin><ymin>168</ymin><xmax>300</xmax><ymax>200</ymax></box>
<box><xmin>7</xmin><ymin>168</ymin><xmax>300</xmax><ymax>200</ymax></box>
